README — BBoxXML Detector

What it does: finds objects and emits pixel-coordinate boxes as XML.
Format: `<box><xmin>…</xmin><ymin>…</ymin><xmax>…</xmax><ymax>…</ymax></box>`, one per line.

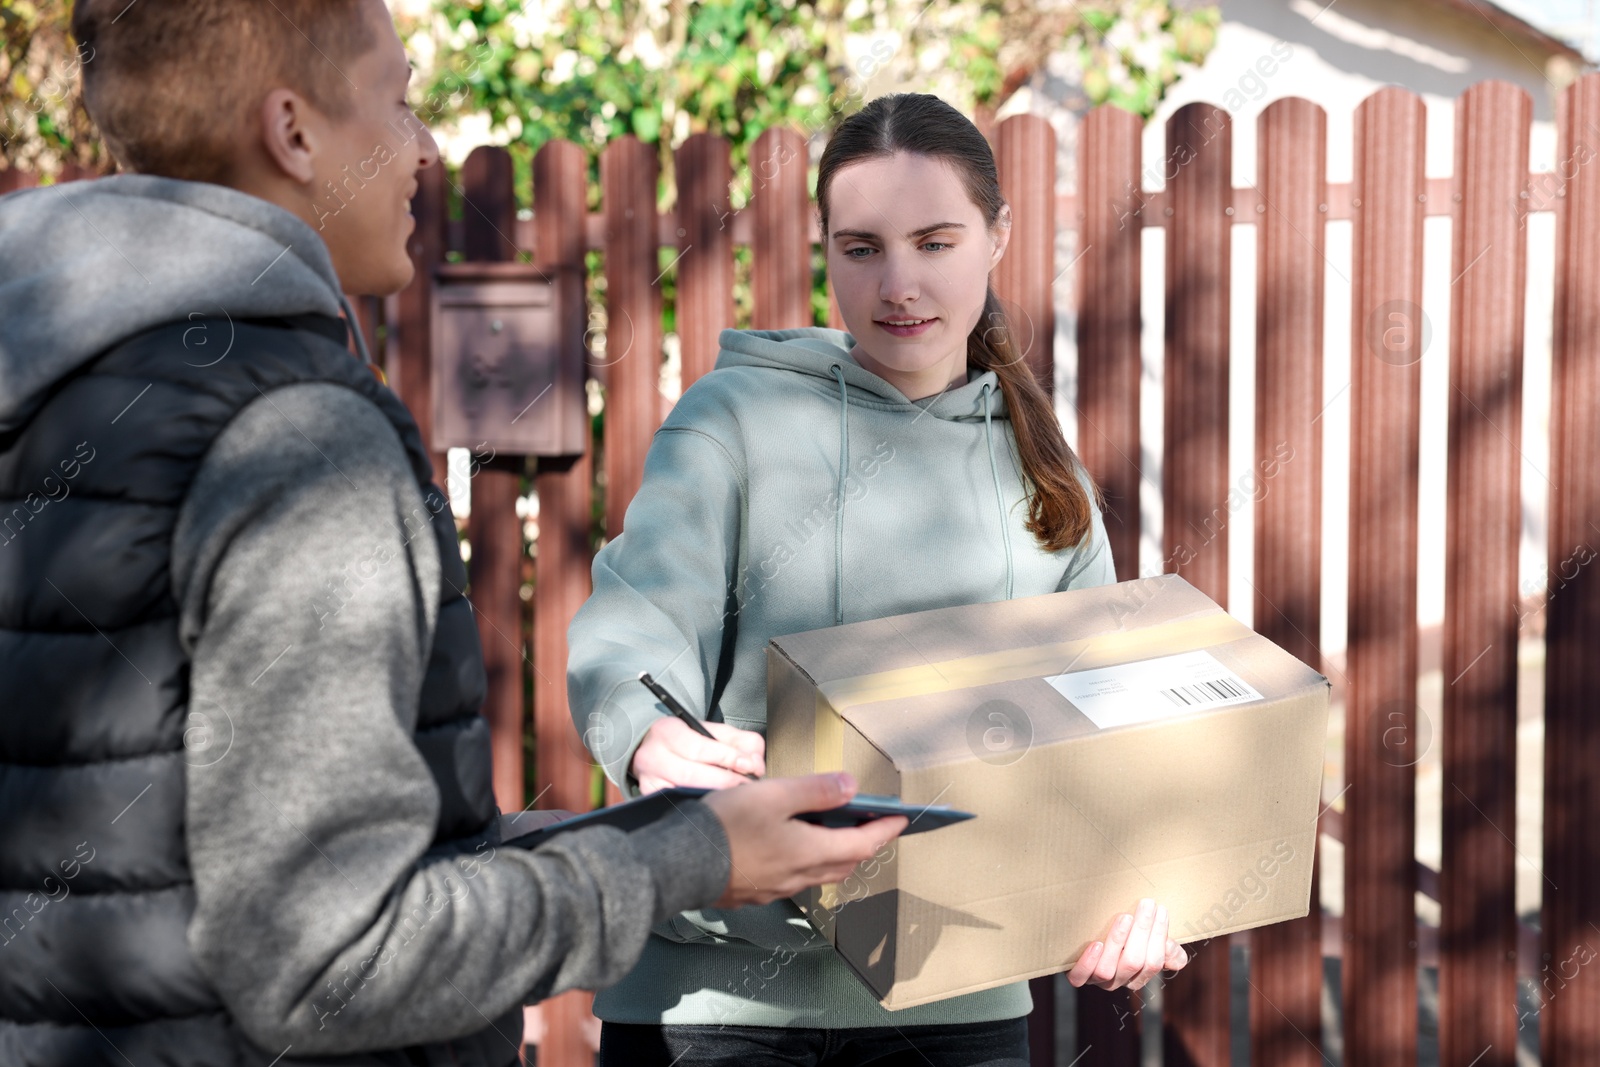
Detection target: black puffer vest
<box><xmin>0</xmin><ymin>314</ymin><xmax>515</xmax><ymax>1066</ymax></box>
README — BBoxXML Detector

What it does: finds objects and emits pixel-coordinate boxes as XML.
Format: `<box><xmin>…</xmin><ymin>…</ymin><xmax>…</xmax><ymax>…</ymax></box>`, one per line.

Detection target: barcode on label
<box><xmin>1045</xmin><ymin>649</ymin><xmax>1264</xmax><ymax>730</ymax></box>
<box><xmin>1160</xmin><ymin>676</ymin><xmax>1250</xmax><ymax>706</ymax></box>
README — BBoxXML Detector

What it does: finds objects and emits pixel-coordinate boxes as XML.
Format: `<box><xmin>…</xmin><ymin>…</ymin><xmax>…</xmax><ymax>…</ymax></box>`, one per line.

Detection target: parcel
<box><xmin>765</xmin><ymin>572</ymin><xmax>1330</xmax><ymax>1010</ymax></box>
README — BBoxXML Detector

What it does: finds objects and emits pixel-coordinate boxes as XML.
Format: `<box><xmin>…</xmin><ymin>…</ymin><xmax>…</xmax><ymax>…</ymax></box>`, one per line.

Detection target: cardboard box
<box><xmin>766</xmin><ymin>573</ymin><xmax>1330</xmax><ymax>1010</ymax></box>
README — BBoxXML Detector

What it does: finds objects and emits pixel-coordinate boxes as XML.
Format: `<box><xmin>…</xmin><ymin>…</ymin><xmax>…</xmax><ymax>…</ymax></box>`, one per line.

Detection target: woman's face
<box><xmin>825</xmin><ymin>152</ymin><xmax>1010</xmax><ymax>401</ymax></box>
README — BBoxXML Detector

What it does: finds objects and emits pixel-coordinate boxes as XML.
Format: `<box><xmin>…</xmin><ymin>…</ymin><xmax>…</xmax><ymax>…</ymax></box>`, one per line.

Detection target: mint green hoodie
<box><xmin>566</xmin><ymin>326</ymin><xmax>1117</xmax><ymax>1028</ymax></box>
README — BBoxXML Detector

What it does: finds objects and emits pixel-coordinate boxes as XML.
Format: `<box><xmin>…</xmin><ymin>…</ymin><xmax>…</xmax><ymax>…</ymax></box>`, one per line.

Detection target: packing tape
<box><xmin>806</xmin><ymin>610</ymin><xmax>1251</xmax><ymax>913</ymax></box>
<box><xmin>814</xmin><ymin>690</ymin><xmax>848</xmax><ymax>912</ymax></box>
<box><xmin>810</xmin><ymin>610</ymin><xmax>1253</xmax><ymax>772</ymax></box>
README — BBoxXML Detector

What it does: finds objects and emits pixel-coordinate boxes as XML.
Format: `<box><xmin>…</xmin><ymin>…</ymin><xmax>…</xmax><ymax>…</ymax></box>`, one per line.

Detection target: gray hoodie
<box><xmin>0</xmin><ymin>175</ymin><xmax>730</xmax><ymax>1056</ymax></box>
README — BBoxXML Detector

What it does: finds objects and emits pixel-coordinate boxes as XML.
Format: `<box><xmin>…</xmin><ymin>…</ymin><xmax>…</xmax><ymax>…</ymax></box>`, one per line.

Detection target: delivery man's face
<box><xmin>295</xmin><ymin>0</ymin><xmax>438</xmax><ymax>296</ymax></box>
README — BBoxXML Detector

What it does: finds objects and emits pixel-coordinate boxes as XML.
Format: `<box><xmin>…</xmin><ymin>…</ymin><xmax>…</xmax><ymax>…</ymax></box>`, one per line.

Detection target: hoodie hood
<box><xmin>716</xmin><ymin>326</ymin><xmax>1018</xmax><ymax>619</ymax></box>
<box><xmin>0</xmin><ymin>174</ymin><xmax>360</xmax><ymax>435</ymax></box>
<box><xmin>715</xmin><ymin>326</ymin><xmax>1010</xmax><ymax>420</ymax></box>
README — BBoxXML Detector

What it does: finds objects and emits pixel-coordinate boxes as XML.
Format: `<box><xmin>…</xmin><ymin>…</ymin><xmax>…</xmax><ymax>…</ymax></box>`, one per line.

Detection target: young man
<box><xmin>0</xmin><ymin>3</ymin><xmax>904</xmax><ymax>1065</ymax></box>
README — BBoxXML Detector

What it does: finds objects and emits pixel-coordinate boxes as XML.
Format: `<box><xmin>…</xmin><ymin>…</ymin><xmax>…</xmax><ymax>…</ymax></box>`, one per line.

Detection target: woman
<box><xmin>568</xmin><ymin>92</ymin><xmax>1188</xmax><ymax>1067</ymax></box>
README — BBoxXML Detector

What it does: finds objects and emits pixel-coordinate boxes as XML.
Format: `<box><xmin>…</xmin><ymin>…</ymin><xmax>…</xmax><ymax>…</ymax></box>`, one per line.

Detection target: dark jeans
<box><xmin>597</xmin><ymin>1017</ymin><xmax>1029</xmax><ymax>1067</ymax></box>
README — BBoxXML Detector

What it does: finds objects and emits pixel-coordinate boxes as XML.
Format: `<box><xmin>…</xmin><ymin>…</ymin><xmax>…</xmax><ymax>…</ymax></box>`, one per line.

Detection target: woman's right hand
<box><xmin>631</xmin><ymin>716</ymin><xmax>767</xmax><ymax>794</ymax></box>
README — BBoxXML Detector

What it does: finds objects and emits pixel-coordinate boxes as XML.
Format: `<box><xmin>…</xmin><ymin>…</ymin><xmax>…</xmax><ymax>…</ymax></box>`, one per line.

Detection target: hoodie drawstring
<box><xmin>832</xmin><ymin>367</ymin><xmax>1004</xmax><ymax>620</ymax></box>
<box><xmin>830</xmin><ymin>363</ymin><xmax>850</xmax><ymax>626</ymax></box>
<box><xmin>981</xmin><ymin>382</ymin><xmax>1015</xmax><ymax>601</ymax></box>
<box><xmin>338</xmin><ymin>293</ymin><xmax>373</xmax><ymax>365</ymax></box>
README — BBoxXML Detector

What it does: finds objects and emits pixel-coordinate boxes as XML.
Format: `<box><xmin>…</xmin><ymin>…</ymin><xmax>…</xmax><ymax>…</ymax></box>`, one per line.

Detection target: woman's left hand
<box><xmin>1066</xmin><ymin>898</ymin><xmax>1190</xmax><ymax>992</ymax></box>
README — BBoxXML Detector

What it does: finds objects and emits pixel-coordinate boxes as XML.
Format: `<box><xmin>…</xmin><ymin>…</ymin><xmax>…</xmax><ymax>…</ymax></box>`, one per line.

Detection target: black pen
<box><xmin>638</xmin><ymin>671</ymin><xmax>760</xmax><ymax>780</ymax></box>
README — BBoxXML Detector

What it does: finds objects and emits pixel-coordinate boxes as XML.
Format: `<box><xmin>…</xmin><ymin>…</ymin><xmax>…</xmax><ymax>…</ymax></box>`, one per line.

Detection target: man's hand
<box><xmin>700</xmin><ymin>773</ymin><xmax>907</xmax><ymax>908</ymax></box>
<box><xmin>1066</xmin><ymin>898</ymin><xmax>1190</xmax><ymax>992</ymax></box>
<box><xmin>632</xmin><ymin>716</ymin><xmax>766</xmax><ymax>793</ymax></box>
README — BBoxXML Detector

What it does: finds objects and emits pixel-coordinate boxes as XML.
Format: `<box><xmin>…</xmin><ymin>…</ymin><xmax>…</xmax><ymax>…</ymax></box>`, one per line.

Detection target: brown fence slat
<box><xmin>992</xmin><ymin>114</ymin><xmax>1057</xmax><ymax>392</ymax></box>
<box><xmin>1160</xmin><ymin>100</ymin><xmax>1233</xmax><ymax>1067</ymax></box>
<box><xmin>532</xmin><ymin>138</ymin><xmax>597</xmax><ymax>820</ymax></box>
<box><xmin>598</xmin><ymin>137</ymin><xmax>660</xmax><ymax>813</ymax></box>
<box><xmin>461</xmin><ymin>145</ymin><xmax>527</xmax><ymax>814</ymax></box>
<box><xmin>749</xmin><ymin>126</ymin><xmax>811</xmax><ymax>329</ymax></box>
<box><xmin>1072</xmin><ymin>102</ymin><xmax>1145</xmax><ymax>1067</ymax></box>
<box><xmin>1076</xmin><ymin>104</ymin><xmax>1145</xmax><ymax>592</ymax></box>
<box><xmin>601</xmin><ymin>136</ymin><xmax>663</xmax><ymax>536</ymax></box>
<box><xmin>987</xmin><ymin>108</ymin><xmax>1064</xmax><ymax>1067</ymax></box>
<box><xmin>1345</xmin><ymin>86</ymin><xmax>1426</xmax><ymax>1067</ymax></box>
<box><xmin>0</xmin><ymin>168</ymin><xmax>39</xmax><ymax>194</ymax></box>
<box><xmin>1250</xmin><ymin>95</ymin><xmax>1327</xmax><ymax>1067</ymax></box>
<box><xmin>393</xmin><ymin>164</ymin><xmax>448</xmax><ymax>483</ymax></box>
<box><xmin>1543</xmin><ymin>70</ymin><xmax>1600</xmax><ymax>1067</ymax></box>
<box><xmin>461</xmin><ymin>147</ymin><xmax>522</xmax><ymax>264</ymax></box>
<box><xmin>1441</xmin><ymin>79</ymin><xmax>1530</xmax><ymax>1067</ymax></box>
<box><xmin>56</xmin><ymin>162</ymin><xmax>98</xmax><ymax>182</ymax></box>
<box><xmin>675</xmin><ymin>133</ymin><xmax>736</xmax><ymax>387</ymax></box>
<box><xmin>531</xmin><ymin>136</ymin><xmax>603</xmax><ymax>1067</ymax></box>
<box><xmin>1076</xmin><ymin>989</ymin><xmax>1141</xmax><ymax>1067</ymax></box>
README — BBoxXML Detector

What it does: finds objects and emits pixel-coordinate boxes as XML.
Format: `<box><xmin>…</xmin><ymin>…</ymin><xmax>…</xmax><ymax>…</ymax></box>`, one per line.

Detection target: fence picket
<box><xmin>1076</xmin><ymin>105</ymin><xmax>1145</xmax><ymax>600</ymax></box>
<box><xmin>1160</xmin><ymin>100</ymin><xmax>1234</xmax><ymax>1067</ymax></box>
<box><xmin>0</xmin><ymin>169</ymin><xmax>37</xmax><ymax>194</ymax></box>
<box><xmin>1250</xmin><ymin>95</ymin><xmax>1328</xmax><ymax>1067</ymax></box>
<box><xmin>596</xmin><ymin>136</ymin><xmax>660</xmax><ymax>815</ymax></box>
<box><xmin>460</xmin><ymin>146</ymin><xmax>527</xmax><ymax>816</ymax></box>
<box><xmin>530</xmin><ymin>138</ymin><xmax>598</xmax><ymax>820</ymax></box>
<box><xmin>750</xmin><ymin>126</ymin><xmax>811</xmax><ymax>329</ymax></box>
<box><xmin>1073</xmin><ymin>102</ymin><xmax>1146</xmax><ymax>1067</ymax></box>
<box><xmin>1345</xmin><ymin>86</ymin><xmax>1427</xmax><ymax>1067</ymax></box>
<box><xmin>1441</xmin><ymin>79</ymin><xmax>1530</xmax><ymax>1067</ymax></box>
<box><xmin>675</xmin><ymin>134</ymin><xmax>736</xmax><ymax>388</ymax></box>
<box><xmin>993</xmin><ymin>114</ymin><xmax>1058</xmax><ymax>391</ymax></box>
<box><xmin>524</xmin><ymin>137</ymin><xmax>602</xmax><ymax>1067</ymax></box>
<box><xmin>601</xmin><ymin>136</ymin><xmax>663</xmax><ymax>535</ymax></box>
<box><xmin>1543</xmin><ymin>72</ymin><xmax>1600</xmax><ymax>1067</ymax></box>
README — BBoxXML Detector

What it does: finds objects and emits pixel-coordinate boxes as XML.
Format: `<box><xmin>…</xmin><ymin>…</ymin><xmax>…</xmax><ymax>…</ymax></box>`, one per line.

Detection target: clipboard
<box><xmin>501</xmin><ymin>786</ymin><xmax>974</xmax><ymax>850</ymax></box>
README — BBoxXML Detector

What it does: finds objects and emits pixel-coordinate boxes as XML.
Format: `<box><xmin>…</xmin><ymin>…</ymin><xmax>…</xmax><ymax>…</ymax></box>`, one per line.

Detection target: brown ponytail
<box><xmin>818</xmin><ymin>93</ymin><xmax>1100</xmax><ymax>552</ymax></box>
<box><xmin>967</xmin><ymin>287</ymin><xmax>1099</xmax><ymax>550</ymax></box>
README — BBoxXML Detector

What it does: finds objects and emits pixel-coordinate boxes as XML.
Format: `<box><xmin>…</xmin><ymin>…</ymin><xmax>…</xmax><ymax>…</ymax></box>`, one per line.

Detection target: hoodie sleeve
<box><xmin>172</xmin><ymin>383</ymin><xmax>731</xmax><ymax>1055</ymax></box>
<box><xmin>1057</xmin><ymin>464</ymin><xmax>1119</xmax><ymax>591</ymax></box>
<box><xmin>567</xmin><ymin>426</ymin><xmax>745</xmax><ymax>797</ymax></box>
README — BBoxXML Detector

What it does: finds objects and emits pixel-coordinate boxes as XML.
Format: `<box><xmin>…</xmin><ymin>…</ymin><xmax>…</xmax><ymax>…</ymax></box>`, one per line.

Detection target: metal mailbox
<box><xmin>430</xmin><ymin>261</ymin><xmax>586</xmax><ymax>457</ymax></box>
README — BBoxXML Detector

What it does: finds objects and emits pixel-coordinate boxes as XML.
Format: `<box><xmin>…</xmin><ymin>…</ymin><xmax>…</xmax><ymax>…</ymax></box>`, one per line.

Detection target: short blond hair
<box><xmin>71</xmin><ymin>0</ymin><xmax>378</xmax><ymax>183</ymax></box>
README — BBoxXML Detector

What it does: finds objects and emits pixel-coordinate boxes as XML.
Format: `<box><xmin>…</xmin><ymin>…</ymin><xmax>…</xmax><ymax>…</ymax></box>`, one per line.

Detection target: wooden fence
<box><xmin>387</xmin><ymin>77</ymin><xmax>1597</xmax><ymax>1066</ymax></box>
<box><xmin>10</xmin><ymin>71</ymin><xmax>1599</xmax><ymax>1067</ymax></box>
<box><xmin>368</xmin><ymin>77</ymin><xmax>1600</xmax><ymax>1067</ymax></box>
